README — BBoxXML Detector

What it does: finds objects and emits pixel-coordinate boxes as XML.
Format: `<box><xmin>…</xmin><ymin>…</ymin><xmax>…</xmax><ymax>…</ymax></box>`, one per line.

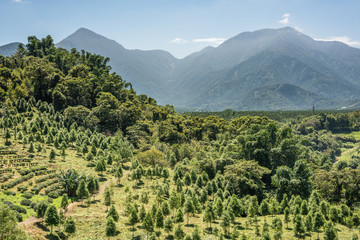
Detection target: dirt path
<box><xmin>65</xmin><ymin>178</ymin><xmax>112</xmax><ymax>216</ymax></box>
<box><xmin>19</xmin><ymin>178</ymin><xmax>113</xmax><ymax>232</ymax></box>
<box><xmin>336</xmin><ymin>145</ymin><xmax>358</xmax><ymax>162</ymax></box>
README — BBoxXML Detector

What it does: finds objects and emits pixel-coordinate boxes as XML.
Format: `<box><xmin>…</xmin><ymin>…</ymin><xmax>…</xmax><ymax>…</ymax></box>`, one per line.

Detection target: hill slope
<box><xmin>55</xmin><ymin>27</ymin><xmax>360</xmax><ymax>110</ymax></box>
<box><xmin>0</xmin><ymin>42</ymin><xmax>20</xmax><ymax>57</ymax></box>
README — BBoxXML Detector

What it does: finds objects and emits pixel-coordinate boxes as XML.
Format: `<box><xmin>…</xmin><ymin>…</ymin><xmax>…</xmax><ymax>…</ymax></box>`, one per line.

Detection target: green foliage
<box><xmin>44</xmin><ymin>205</ymin><xmax>60</xmax><ymax>234</ymax></box>
<box><xmin>76</xmin><ymin>179</ymin><xmax>89</xmax><ymax>199</ymax></box>
<box><xmin>105</xmin><ymin>217</ymin><xmax>117</xmax><ymax>236</ymax></box>
<box><xmin>107</xmin><ymin>205</ymin><xmax>119</xmax><ymax>222</ymax></box>
<box><xmin>0</xmin><ymin>203</ymin><xmax>30</xmax><ymax>240</ymax></box>
<box><xmin>64</xmin><ymin>216</ymin><xmax>76</xmax><ymax>234</ymax></box>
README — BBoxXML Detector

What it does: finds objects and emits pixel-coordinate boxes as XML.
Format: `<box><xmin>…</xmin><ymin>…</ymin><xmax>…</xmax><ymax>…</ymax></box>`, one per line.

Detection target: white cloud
<box><xmin>279</xmin><ymin>13</ymin><xmax>291</xmax><ymax>25</ymax></box>
<box><xmin>13</xmin><ymin>0</ymin><xmax>23</xmax><ymax>2</ymax></box>
<box><xmin>315</xmin><ymin>36</ymin><xmax>360</xmax><ymax>47</ymax></box>
<box><xmin>193</xmin><ymin>38</ymin><xmax>226</xmax><ymax>46</ymax></box>
<box><xmin>171</xmin><ymin>38</ymin><xmax>188</xmax><ymax>44</ymax></box>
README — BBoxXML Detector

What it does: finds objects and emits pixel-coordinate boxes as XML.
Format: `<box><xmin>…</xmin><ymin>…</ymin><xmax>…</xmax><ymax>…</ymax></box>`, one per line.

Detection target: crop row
<box><xmin>9</xmin><ymin>162</ymin><xmax>39</xmax><ymax>167</ymax></box>
<box><xmin>0</xmin><ymin>173</ymin><xmax>13</xmax><ymax>183</ymax></box>
<box><xmin>19</xmin><ymin>165</ymin><xmax>47</xmax><ymax>175</ymax></box>
<box><xmin>1</xmin><ymin>172</ymin><xmax>35</xmax><ymax>189</ymax></box>
<box><xmin>0</xmin><ymin>150</ymin><xmax>17</xmax><ymax>155</ymax></box>
<box><xmin>45</xmin><ymin>183</ymin><xmax>62</xmax><ymax>195</ymax></box>
<box><xmin>31</xmin><ymin>178</ymin><xmax>58</xmax><ymax>194</ymax></box>
<box><xmin>0</xmin><ymin>168</ymin><xmax>13</xmax><ymax>174</ymax></box>
<box><xmin>35</xmin><ymin>173</ymin><xmax>57</xmax><ymax>183</ymax></box>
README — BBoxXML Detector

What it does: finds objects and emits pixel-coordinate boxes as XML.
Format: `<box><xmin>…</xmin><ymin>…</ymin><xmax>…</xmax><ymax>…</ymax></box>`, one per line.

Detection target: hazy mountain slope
<box><xmin>185</xmin><ymin>53</ymin><xmax>359</xmax><ymax>110</ymax></box>
<box><xmin>0</xmin><ymin>42</ymin><xmax>20</xmax><ymax>57</ymax></box>
<box><xmin>54</xmin><ymin>27</ymin><xmax>360</xmax><ymax>110</ymax></box>
<box><xmin>56</xmin><ymin>28</ymin><xmax>178</xmax><ymax>103</ymax></box>
<box><xmin>239</xmin><ymin>84</ymin><xmax>336</xmax><ymax>111</ymax></box>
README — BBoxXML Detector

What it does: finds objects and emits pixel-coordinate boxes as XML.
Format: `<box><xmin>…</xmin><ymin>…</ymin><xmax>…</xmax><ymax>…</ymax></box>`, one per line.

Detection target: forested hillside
<box><xmin>1</xmin><ymin>36</ymin><xmax>360</xmax><ymax>240</ymax></box>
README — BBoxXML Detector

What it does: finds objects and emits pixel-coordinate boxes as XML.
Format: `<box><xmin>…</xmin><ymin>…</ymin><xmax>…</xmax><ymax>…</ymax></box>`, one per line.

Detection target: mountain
<box><xmin>56</xmin><ymin>28</ymin><xmax>178</xmax><ymax>103</ymax></box>
<box><xmin>0</xmin><ymin>27</ymin><xmax>349</xmax><ymax>110</ymax></box>
<box><xmin>0</xmin><ymin>42</ymin><xmax>20</xmax><ymax>57</ymax></box>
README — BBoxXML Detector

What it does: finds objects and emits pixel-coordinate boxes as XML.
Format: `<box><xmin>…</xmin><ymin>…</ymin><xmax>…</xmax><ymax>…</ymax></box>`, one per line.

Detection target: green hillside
<box><xmin>1</xmin><ymin>36</ymin><xmax>360</xmax><ymax>240</ymax></box>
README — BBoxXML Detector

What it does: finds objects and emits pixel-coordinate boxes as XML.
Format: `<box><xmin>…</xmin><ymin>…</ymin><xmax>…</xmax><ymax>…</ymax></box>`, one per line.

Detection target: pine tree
<box><xmin>313</xmin><ymin>211</ymin><xmax>325</xmax><ymax>239</ymax></box>
<box><xmin>192</xmin><ymin>226</ymin><xmax>202</xmax><ymax>240</ymax></box>
<box><xmin>305</xmin><ymin>214</ymin><xmax>313</xmax><ymax>239</ymax></box>
<box><xmin>221</xmin><ymin>211</ymin><xmax>231</xmax><ymax>236</ymax></box>
<box><xmin>28</xmin><ymin>142</ymin><xmax>34</xmax><ymax>153</ymax></box>
<box><xmin>165</xmin><ymin>218</ymin><xmax>173</xmax><ymax>234</ymax></box>
<box><xmin>203</xmin><ymin>201</ymin><xmax>215</xmax><ymax>229</ymax></box>
<box><xmin>61</xmin><ymin>193</ymin><xmax>69</xmax><ymax>210</ymax></box>
<box><xmin>129</xmin><ymin>207</ymin><xmax>139</xmax><ymax>233</ymax></box>
<box><xmin>293</xmin><ymin>215</ymin><xmax>305</xmax><ymax>237</ymax></box>
<box><xmin>284</xmin><ymin>207</ymin><xmax>290</xmax><ymax>228</ymax></box>
<box><xmin>49</xmin><ymin>149</ymin><xmax>56</xmax><ymax>160</ymax></box>
<box><xmin>184</xmin><ymin>197</ymin><xmax>195</xmax><ymax>224</ymax></box>
<box><xmin>162</xmin><ymin>201</ymin><xmax>171</xmax><ymax>216</ymax></box>
<box><xmin>259</xmin><ymin>200</ymin><xmax>270</xmax><ymax>217</ymax></box>
<box><xmin>143</xmin><ymin>213</ymin><xmax>154</xmax><ymax>236</ymax></box>
<box><xmin>45</xmin><ymin>205</ymin><xmax>60</xmax><ymax>234</ymax></box>
<box><xmin>156</xmin><ymin>208</ymin><xmax>164</xmax><ymax>228</ymax></box>
<box><xmin>64</xmin><ymin>216</ymin><xmax>76</xmax><ymax>235</ymax></box>
<box><xmin>104</xmin><ymin>187</ymin><xmax>111</xmax><ymax>208</ymax></box>
<box><xmin>324</xmin><ymin>221</ymin><xmax>338</xmax><ymax>240</ymax></box>
<box><xmin>175</xmin><ymin>224</ymin><xmax>186</xmax><ymax>240</ymax></box>
<box><xmin>175</xmin><ymin>208</ymin><xmax>184</xmax><ymax>223</ymax></box>
<box><xmin>139</xmin><ymin>205</ymin><xmax>146</xmax><ymax>221</ymax></box>
<box><xmin>76</xmin><ymin>179</ymin><xmax>89</xmax><ymax>199</ymax></box>
<box><xmin>106</xmin><ymin>217</ymin><xmax>117</xmax><ymax>236</ymax></box>
<box><xmin>215</xmin><ymin>198</ymin><xmax>224</xmax><ymax>220</ymax></box>
<box><xmin>107</xmin><ymin>205</ymin><xmax>119</xmax><ymax>222</ymax></box>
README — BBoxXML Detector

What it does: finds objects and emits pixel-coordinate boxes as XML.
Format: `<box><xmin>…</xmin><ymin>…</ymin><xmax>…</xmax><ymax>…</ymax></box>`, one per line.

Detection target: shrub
<box><xmin>20</xmin><ymin>199</ymin><xmax>32</xmax><ymax>206</ymax></box>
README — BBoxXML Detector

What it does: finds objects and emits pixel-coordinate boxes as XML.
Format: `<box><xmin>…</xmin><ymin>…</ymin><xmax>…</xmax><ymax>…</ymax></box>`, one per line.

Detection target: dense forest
<box><xmin>1</xmin><ymin>35</ymin><xmax>360</xmax><ymax>240</ymax></box>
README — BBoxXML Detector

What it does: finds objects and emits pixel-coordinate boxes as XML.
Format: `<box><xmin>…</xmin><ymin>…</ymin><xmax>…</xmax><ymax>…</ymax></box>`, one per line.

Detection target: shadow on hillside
<box><xmin>99</xmin><ymin>177</ymin><xmax>107</xmax><ymax>182</ymax></box>
<box><xmin>45</xmin><ymin>231</ymin><xmax>66</xmax><ymax>240</ymax></box>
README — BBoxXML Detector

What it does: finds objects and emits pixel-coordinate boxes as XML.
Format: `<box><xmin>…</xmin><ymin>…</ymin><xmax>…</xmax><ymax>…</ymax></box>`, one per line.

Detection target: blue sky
<box><xmin>1</xmin><ymin>0</ymin><xmax>360</xmax><ymax>58</ymax></box>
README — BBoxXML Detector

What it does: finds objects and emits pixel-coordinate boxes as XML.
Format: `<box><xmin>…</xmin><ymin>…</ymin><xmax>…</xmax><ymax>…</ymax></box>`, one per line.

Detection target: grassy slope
<box><xmin>1</xmin><ymin>129</ymin><xmax>360</xmax><ymax>239</ymax></box>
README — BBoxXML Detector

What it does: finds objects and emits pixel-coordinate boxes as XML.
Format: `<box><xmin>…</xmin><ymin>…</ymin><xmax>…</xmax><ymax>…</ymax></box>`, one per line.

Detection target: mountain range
<box><xmin>2</xmin><ymin>27</ymin><xmax>360</xmax><ymax>111</ymax></box>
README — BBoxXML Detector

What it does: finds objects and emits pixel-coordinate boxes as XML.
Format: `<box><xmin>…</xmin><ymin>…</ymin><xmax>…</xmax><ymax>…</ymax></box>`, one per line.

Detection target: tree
<box><xmin>184</xmin><ymin>197</ymin><xmax>195</xmax><ymax>224</ymax></box>
<box><xmin>76</xmin><ymin>179</ymin><xmax>89</xmax><ymax>199</ymax></box>
<box><xmin>37</xmin><ymin>200</ymin><xmax>49</xmax><ymax>218</ymax></box>
<box><xmin>175</xmin><ymin>209</ymin><xmax>184</xmax><ymax>223</ymax></box>
<box><xmin>284</xmin><ymin>207</ymin><xmax>290</xmax><ymax>228</ymax></box>
<box><xmin>106</xmin><ymin>217</ymin><xmax>117</xmax><ymax>236</ymax></box>
<box><xmin>165</xmin><ymin>218</ymin><xmax>173</xmax><ymax>234</ymax></box>
<box><xmin>61</xmin><ymin>193</ymin><xmax>69</xmax><ymax>210</ymax></box>
<box><xmin>175</xmin><ymin>224</ymin><xmax>186</xmax><ymax>240</ymax></box>
<box><xmin>203</xmin><ymin>201</ymin><xmax>215</xmax><ymax>229</ymax></box>
<box><xmin>293</xmin><ymin>214</ymin><xmax>305</xmax><ymax>237</ymax></box>
<box><xmin>304</xmin><ymin>214</ymin><xmax>313</xmax><ymax>239</ymax></box>
<box><xmin>95</xmin><ymin>158</ymin><xmax>106</xmax><ymax>175</ymax></box>
<box><xmin>259</xmin><ymin>200</ymin><xmax>270</xmax><ymax>217</ymax></box>
<box><xmin>107</xmin><ymin>205</ymin><xmax>119</xmax><ymax>222</ymax></box>
<box><xmin>64</xmin><ymin>216</ymin><xmax>76</xmax><ymax>235</ymax></box>
<box><xmin>143</xmin><ymin>213</ymin><xmax>154</xmax><ymax>236</ymax></box>
<box><xmin>192</xmin><ymin>226</ymin><xmax>202</xmax><ymax>240</ymax></box>
<box><xmin>45</xmin><ymin>205</ymin><xmax>60</xmax><ymax>234</ymax></box>
<box><xmin>129</xmin><ymin>207</ymin><xmax>139</xmax><ymax>231</ymax></box>
<box><xmin>104</xmin><ymin>187</ymin><xmax>112</xmax><ymax>208</ymax></box>
<box><xmin>49</xmin><ymin>148</ymin><xmax>56</xmax><ymax>160</ymax></box>
<box><xmin>221</xmin><ymin>211</ymin><xmax>231</xmax><ymax>236</ymax></box>
<box><xmin>214</xmin><ymin>198</ymin><xmax>224</xmax><ymax>220</ymax></box>
<box><xmin>0</xmin><ymin>203</ymin><xmax>30</xmax><ymax>240</ymax></box>
<box><xmin>324</xmin><ymin>221</ymin><xmax>338</xmax><ymax>240</ymax></box>
<box><xmin>162</xmin><ymin>201</ymin><xmax>171</xmax><ymax>216</ymax></box>
<box><xmin>272</xmin><ymin>217</ymin><xmax>283</xmax><ymax>240</ymax></box>
<box><xmin>313</xmin><ymin>212</ymin><xmax>325</xmax><ymax>239</ymax></box>
<box><xmin>156</xmin><ymin>208</ymin><xmax>164</xmax><ymax>228</ymax></box>
<box><xmin>115</xmin><ymin>167</ymin><xmax>123</xmax><ymax>184</ymax></box>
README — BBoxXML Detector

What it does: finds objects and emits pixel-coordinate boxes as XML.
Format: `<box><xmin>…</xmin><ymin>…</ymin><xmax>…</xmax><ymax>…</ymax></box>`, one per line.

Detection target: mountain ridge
<box><xmin>3</xmin><ymin>27</ymin><xmax>360</xmax><ymax>111</ymax></box>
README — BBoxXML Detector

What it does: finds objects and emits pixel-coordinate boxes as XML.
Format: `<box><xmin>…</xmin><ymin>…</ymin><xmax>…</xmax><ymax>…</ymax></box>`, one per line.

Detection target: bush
<box><xmin>47</xmin><ymin>191</ymin><xmax>59</xmax><ymax>199</ymax></box>
<box><xmin>20</xmin><ymin>199</ymin><xmax>32</xmax><ymax>206</ymax></box>
<box><xmin>17</xmin><ymin>185</ymin><xmax>28</xmax><ymax>192</ymax></box>
<box><xmin>22</xmin><ymin>192</ymin><xmax>33</xmax><ymax>199</ymax></box>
